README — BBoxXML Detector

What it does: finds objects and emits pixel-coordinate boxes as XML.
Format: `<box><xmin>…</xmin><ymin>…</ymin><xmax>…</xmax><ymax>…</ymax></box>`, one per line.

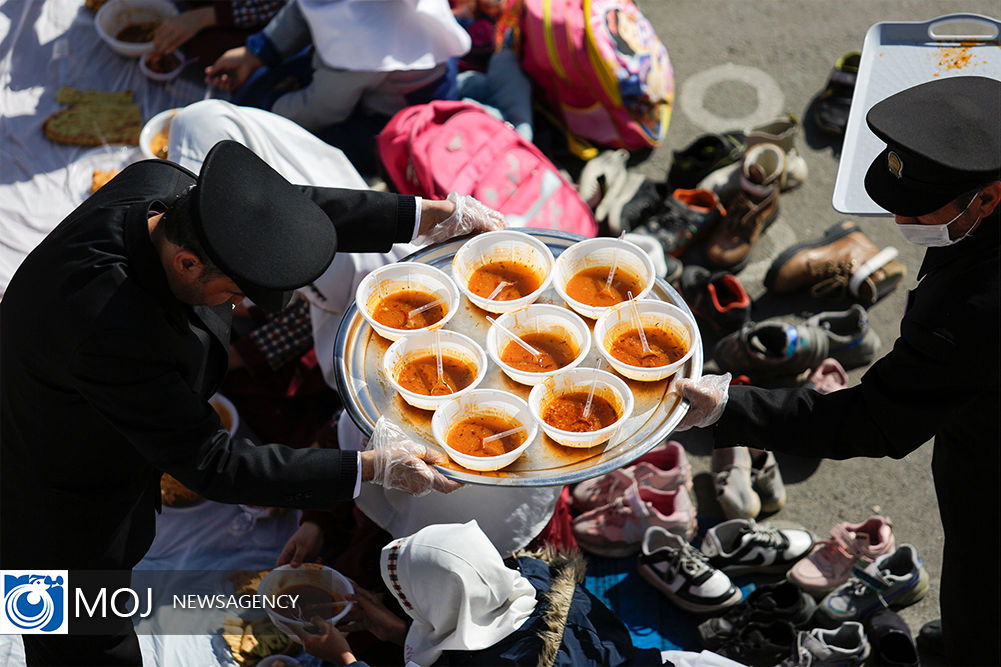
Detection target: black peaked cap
<box><xmin>194</xmin><ymin>140</ymin><xmax>336</xmax><ymax>312</ymax></box>
<box><xmin>864</xmin><ymin>76</ymin><xmax>1001</xmax><ymax>217</ymax></box>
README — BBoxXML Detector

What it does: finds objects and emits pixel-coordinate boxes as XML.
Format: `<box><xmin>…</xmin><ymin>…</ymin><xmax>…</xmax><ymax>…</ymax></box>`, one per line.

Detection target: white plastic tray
<box><xmin>833</xmin><ymin>13</ymin><xmax>1001</xmax><ymax>215</ymax></box>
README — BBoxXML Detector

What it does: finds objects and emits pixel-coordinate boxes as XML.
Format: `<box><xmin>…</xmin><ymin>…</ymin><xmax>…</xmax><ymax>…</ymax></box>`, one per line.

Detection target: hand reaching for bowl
<box><xmin>152</xmin><ymin>7</ymin><xmax>215</xmax><ymax>55</ymax></box>
<box><xmin>361</xmin><ymin>417</ymin><xmax>462</xmax><ymax>496</ymax></box>
<box><xmin>416</xmin><ymin>193</ymin><xmax>506</xmax><ymax>245</ymax></box>
<box><xmin>205</xmin><ymin>46</ymin><xmax>263</xmax><ymax>91</ymax></box>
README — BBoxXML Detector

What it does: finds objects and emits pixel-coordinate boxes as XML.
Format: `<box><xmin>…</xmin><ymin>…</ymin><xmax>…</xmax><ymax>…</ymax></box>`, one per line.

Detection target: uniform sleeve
<box><xmin>68</xmin><ymin>326</ymin><xmax>357</xmax><ymax>509</ymax></box>
<box><xmin>297</xmin><ymin>186</ymin><xmax>417</xmax><ymax>252</ymax></box>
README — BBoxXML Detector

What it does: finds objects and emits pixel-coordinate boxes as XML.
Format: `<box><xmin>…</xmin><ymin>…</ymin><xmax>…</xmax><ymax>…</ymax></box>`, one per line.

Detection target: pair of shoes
<box><xmin>813</xmin><ymin>544</ymin><xmax>929</xmax><ymax>628</ymax></box>
<box><xmin>812</xmin><ymin>51</ymin><xmax>861</xmax><ymax>137</ymax></box>
<box><xmin>628</xmin><ymin>188</ymin><xmax>726</xmax><ymax>257</ymax></box>
<box><xmin>704</xmin><ymin>142</ymin><xmax>783</xmax><ymax>270</ymax></box>
<box><xmin>572</xmin><ymin>481</ymin><xmax>697</xmax><ymax>557</ymax></box>
<box><xmin>804</xmin><ymin>358</ymin><xmax>849</xmax><ymax>395</ymax></box>
<box><xmin>788</xmin><ymin>515</ymin><xmax>896</xmax><ymax>597</ymax></box>
<box><xmin>668</xmin><ymin>131</ymin><xmax>746</xmax><ymax>190</ymax></box>
<box><xmin>572</xmin><ymin>440</ymin><xmax>691</xmax><ymax>512</ymax></box>
<box><xmin>867</xmin><ymin>608</ymin><xmax>919</xmax><ymax>666</ymax></box>
<box><xmin>805</xmin><ymin>304</ymin><xmax>881</xmax><ymax>370</ymax></box>
<box><xmin>701</xmin><ymin>518</ymin><xmax>814</xmax><ymax>576</ymax></box>
<box><xmin>713</xmin><ymin>319</ymin><xmax>831</xmax><ymax>379</ymax></box>
<box><xmin>698</xmin><ymin>580</ymin><xmax>816</xmax><ymax>650</ymax></box>
<box><xmin>765</xmin><ymin>220</ymin><xmax>907</xmax><ymax>305</ymax></box>
<box><xmin>712</xmin><ymin>447</ymin><xmax>784</xmax><ymax>519</ymax></box>
<box><xmin>679</xmin><ymin>266</ymin><xmax>751</xmax><ymax>335</ymax></box>
<box><xmin>715</xmin><ymin>619</ymin><xmax>798</xmax><ymax>665</ymax></box>
<box><xmin>579</xmin><ymin>148</ymin><xmax>630</xmax><ymax>210</ymax></box>
<box><xmin>638</xmin><ymin>526</ymin><xmax>743</xmax><ymax>613</ymax></box>
<box><xmin>777</xmin><ymin>622</ymin><xmax>870</xmax><ymax>666</ymax></box>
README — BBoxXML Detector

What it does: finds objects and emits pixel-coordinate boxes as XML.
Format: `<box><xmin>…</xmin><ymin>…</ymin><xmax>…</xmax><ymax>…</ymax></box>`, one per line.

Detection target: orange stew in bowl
<box><xmin>564</xmin><ymin>266</ymin><xmax>644</xmax><ymax>307</ymax></box>
<box><xmin>372</xmin><ymin>289</ymin><xmax>446</xmax><ymax>329</ymax></box>
<box><xmin>468</xmin><ymin>261</ymin><xmax>541</xmax><ymax>300</ymax></box>
<box><xmin>500</xmin><ymin>331</ymin><xmax>577</xmax><ymax>372</ymax></box>
<box><xmin>608</xmin><ymin>327</ymin><xmax>688</xmax><ymax>367</ymax></box>
<box><xmin>116</xmin><ymin>22</ymin><xmax>159</xmax><ymax>42</ymax></box>
<box><xmin>446</xmin><ymin>414</ymin><xmax>526</xmax><ymax>457</ymax></box>
<box><xmin>542</xmin><ymin>392</ymin><xmax>618</xmax><ymax>432</ymax></box>
<box><xmin>396</xmin><ymin>354</ymin><xmax>476</xmax><ymax>396</ymax></box>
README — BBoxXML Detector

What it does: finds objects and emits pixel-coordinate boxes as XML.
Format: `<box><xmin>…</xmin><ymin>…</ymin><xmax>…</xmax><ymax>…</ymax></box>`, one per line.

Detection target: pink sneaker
<box><xmin>572</xmin><ymin>441</ymin><xmax>692</xmax><ymax>512</ymax></box>
<box><xmin>573</xmin><ymin>482</ymin><xmax>697</xmax><ymax>558</ymax></box>
<box><xmin>787</xmin><ymin>515</ymin><xmax>895</xmax><ymax>596</ymax></box>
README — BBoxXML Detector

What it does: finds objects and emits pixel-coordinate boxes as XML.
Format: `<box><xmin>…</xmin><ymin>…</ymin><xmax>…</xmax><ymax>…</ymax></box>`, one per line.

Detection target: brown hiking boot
<box><xmin>764</xmin><ymin>220</ymin><xmax>906</xmax><ymax>304</ymax></box>
<box><xmin>705</xmin><ymin>143</ymin><xmax>782</xmax><ymax>270</ymax></box>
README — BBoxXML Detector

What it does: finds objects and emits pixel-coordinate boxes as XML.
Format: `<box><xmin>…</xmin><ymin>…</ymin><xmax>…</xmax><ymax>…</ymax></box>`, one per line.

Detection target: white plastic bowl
<box><xmin>356</xmin><ymin>262</ymin><xmax>460</xmax><ymax>341</ymax></box>
<box><xmin>139</xmin><ymin>108</ymin><xmax>177</xmax><ymax>160</ymax></box>
<box><xmin>552</xmin><ymin>237</ymin><xmax>656</xmax><ymax>320</ymax></box>
<box><xmin>528</xmin><ymin>368</ymin><xmax>634</xmax><ymax>448</ymax></box>
<box><xmin>95</xmin><ymin>0</ymin><xmax>178</xmax><ymax>58</ymax></box>
<box><xmin>382</xmin><ymin>330</ymin><xmax>488</xmax><ymax>411</ymax></box>
<box><xmin>451</xmin><ymin>230</ymin><xmax>554</xmax><ymax>314</ymax></box>
<box><xmin>593</xmin><ymin>299</ymin><xmax>698</xmax><ymax>381</ymax></box>
<box><xmin>257</xmin><ymin>564</ymin><xmax>353</xmax><ymax>641</ymax></box>
<box><xmin>431</xmin><ymin>389</ymin><xmax>537</xmax><ymax>471</ymax></box>
<box><xmin>139</xmin><ymin>49</ymin><xmax>184</xmax><ymax>82</ymax></box>
<box><xmin>485</xmin><ymin>304</ymin><xmax>591</xmax><ymax>386</ymax></box>
<box><xmin>209</xmin><ymin>393</ymin><xmax>239</xmax><ymax>436</ymax></box>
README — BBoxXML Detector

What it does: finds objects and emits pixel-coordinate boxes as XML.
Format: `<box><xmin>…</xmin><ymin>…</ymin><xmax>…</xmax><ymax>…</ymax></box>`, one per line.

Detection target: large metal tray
<box><xmin>833</xmin><ymin>13</ymin><xmax>1001</xmax><ymax>215</ymax></box>
<box><xmin>333</xmin><ymin>229</ymin><xmax>703</xmax><ymax>487</ymax></box>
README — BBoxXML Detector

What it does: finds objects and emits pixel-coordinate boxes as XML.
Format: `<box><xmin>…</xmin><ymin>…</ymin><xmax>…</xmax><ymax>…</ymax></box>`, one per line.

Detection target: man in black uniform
<box><xmin>0</xmin><ymin>140</ymin><xmax>501</xmax><ymax>664</ymax></box>
<box><xmin>677</xmin><ymin>76</ymin><xmax>1000</xmax><ymax>664</ymax></box>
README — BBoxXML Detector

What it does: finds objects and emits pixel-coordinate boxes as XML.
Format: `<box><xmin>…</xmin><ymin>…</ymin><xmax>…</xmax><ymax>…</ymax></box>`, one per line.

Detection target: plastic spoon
<box><xmin>432</xmin><ymin>330</ymin><xmax>449</xmax><ymax>393</ymax></box>
<box><xmin>486</xmin><ymin>280</ymin><xmax>512</xmax><ymax>300</ymax></box>
<box><xmin>581</xmin><ymin>367</ymin><xmax>600</xmax><ymax>419</ymax></box>
<box><xmin>626</xmin><ymin>291</ymin><xmax>653</xmax><ymax>357</ymax></box>
<box><xmin>406</xmin><ymin>297</ymin><xmax>446</xmax><ymax>325</ymax></box>
<box><xmin>482</xmin><ymin>425</ymin><xmax>527</xmax><ymax>446</ymax></box>
<box><xmin>486</xmin><ymin>316</ymin><xmax>542</xmax><ymax>359</ymax></box>
<box><xmin>603</xmin><ymin>252</ymin><xmax>619</xmax><ymax>295</ymax></box>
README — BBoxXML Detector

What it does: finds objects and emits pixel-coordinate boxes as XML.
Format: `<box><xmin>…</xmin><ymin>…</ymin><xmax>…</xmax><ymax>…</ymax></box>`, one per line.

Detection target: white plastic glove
<box><xmin>675</xmin><ymin>373</ymin><xmax>732</xmax><ymax>431</ymax></box>
<box><xmin>420</xmin><ymin>192</ymin><xmax>505</xmax><ymax>245</ymax></box>
<box><xmin>365</xmin><ymin>417</ymin><xmax>462</xmax><ymax>496</ymax></box>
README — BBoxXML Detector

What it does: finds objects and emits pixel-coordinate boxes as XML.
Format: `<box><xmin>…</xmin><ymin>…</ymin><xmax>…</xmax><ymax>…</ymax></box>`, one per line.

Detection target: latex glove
<box><xmin>675</xmin><ymin>373</ymin><xmax>731</xmax><ymax>431</ymax></box>
<box><xmin>366</xmin><ymin>417</ymin><xmax>462</xmax><ymax>496</ymax></box>
<box><xmin>420</xmin><ymin>192</ymin><xmax>505</xmax><ymax>245</ymax></box>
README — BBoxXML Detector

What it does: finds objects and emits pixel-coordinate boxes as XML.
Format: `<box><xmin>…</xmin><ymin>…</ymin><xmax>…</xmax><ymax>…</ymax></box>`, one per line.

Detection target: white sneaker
<box><xmin>638</xmin><ymin>526</ymin><xmax>742</xmax><ymax>613</ymax></box>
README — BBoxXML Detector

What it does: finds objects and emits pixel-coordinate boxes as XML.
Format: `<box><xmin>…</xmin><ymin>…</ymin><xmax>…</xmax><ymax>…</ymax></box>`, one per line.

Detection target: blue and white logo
<box><xmin>0</xmin><ymin>571</ymin><xmax>68</xmax><ymax>634</ymax></box>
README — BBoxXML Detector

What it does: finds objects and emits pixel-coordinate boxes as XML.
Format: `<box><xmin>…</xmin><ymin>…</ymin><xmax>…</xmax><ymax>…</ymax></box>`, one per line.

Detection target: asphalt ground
<box><xmin>609</xmin><ymin>0</ymin><xmax>999</xmax><ymax>657</ymax></box>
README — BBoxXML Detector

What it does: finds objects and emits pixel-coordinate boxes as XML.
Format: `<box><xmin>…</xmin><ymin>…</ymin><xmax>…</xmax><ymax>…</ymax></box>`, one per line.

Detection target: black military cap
<box><xmin>192</xmin><ymin>140</ymin><xmax>336</xmax><ymax>312</ymax></box>
<box><xmin>864</xmin><ymin>76</ymin><xmax>1001</xmax><ymax>217</ymax></box>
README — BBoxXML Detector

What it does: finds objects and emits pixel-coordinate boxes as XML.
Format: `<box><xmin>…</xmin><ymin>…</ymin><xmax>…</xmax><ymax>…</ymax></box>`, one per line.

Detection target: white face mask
<box><xmin>895</xmin><ymin>195</ymin><xmax>980</xmax><ymax>247</ymax></box>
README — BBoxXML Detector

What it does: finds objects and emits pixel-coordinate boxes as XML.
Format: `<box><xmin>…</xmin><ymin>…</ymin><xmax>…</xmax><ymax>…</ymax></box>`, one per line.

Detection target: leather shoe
<box><xmin>916</xmin><ymin>618</ymin><xmax>946</xmax><ymax>657</ymax></box>
<box><xmin>866</xmin><ymin>607</ymin><xmax>918</xmax><ymax>666</ymax></box>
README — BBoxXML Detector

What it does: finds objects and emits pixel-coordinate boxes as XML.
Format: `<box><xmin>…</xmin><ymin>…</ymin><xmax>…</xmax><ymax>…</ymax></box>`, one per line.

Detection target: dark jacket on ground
<box><xmin>715</xmin><ymin>212</ymin><xmax>1000</xmax><ymax>665</ymax></box>
<box><xmin>0</xmin><ymin>159</ymin><xmax>416</xmax><ymax>572</ymax></box>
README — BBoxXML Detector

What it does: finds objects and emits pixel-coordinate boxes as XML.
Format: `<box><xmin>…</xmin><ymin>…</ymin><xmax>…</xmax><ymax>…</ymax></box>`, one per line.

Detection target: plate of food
<box><xmin>334</xmin><ymin>229</ymin><xmax>702</xmax><ymax>487</ymax></box>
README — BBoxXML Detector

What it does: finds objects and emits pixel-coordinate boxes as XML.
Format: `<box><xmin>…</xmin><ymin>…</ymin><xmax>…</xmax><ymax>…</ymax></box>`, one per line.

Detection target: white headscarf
<box><xmin>380</xmin><ymin>520</ymin><xmax>538</xmax><ymax>666</ymax></box>
<box><xmin>297</xmin><ymin>0</ymin><xmax>472</xmax><ymax>72</ymax></box>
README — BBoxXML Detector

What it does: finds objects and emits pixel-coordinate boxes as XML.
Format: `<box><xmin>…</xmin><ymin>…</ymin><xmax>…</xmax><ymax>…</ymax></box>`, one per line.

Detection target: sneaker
<box><xmin>623</xmin><ymin>231</ymin><xmax>683</xmax><ymax>283</ymax></box>
<box><xmin>812</xmin><ymin>51</ymin><xmax>861</xmax><ymax>137</ymax></box>
<box><xmin>638</xmin><ymin>526</ymin><xmax>742</xmax><ymax>613</ymax></box>
<box><xmin>616</xmin><ymin>178</ymin><xmax>667</xmax><ymax>232</ymax></box>
<box><xmin>865</xmin><ymin>608</ymin><xmax>919</xmax><ymax>667</ymax></box>
<box><xmin>764</xmin><ymin>220</ymin><xmax>906</xmax><ymax>305</ymax></box>
<box><xmin>712</xmin><ymin>447</ymin><xmax>760</xmax><ymax>520</ymax></box>
<box><xmin>701</xmin><ymin>519</ymin><xmax>814</xmax><ymax>575</ymax></box>
<box><xmin>571</xmin><ymin>441</ymin><xmax>692</xmax><ymax>513</ymax></box>
<box><xmin>787</xmin><ymin>515</ymin><xmax>896</xmax><ymax>596</ymax></box>
<box><xmin>630</xmin><ymin>188</ymin><xmax>726</xmax><ymax>258</ymax></box>
<box><xmin>667</xmin><ymin>131</ymin><xmax>746</xmax><ymax>190</ymax></box>
<box><xmin>572</xmin><ymin>482</ymin><xmax>696</xmax><ymax>558</ymax></box>
<box><xmin>805</xmin><ymin>304</ymin><xmax>881</xmax><ymax>369</ymax></box>
<box><xmin>813</xmin><ymin>544</ymin><xmax>930</xmax><ymax>628</ymax></box>
<box><xmin>716</xmin><ymin>620</ymin><xmax>798</xmax><ymax>666</ymax></box>
<box><xmin>749</xmin><ymin>448</ymin><xmax>786</xmax><ymax>513</ymax></box>
<box><xmin>578</xmin><ymin>148</ymin><xmax>630</xmax><ymax>209</ymax></box>
<box><xmin>600</xmin><ymin>172</ymin><xmax>648</xmax><ymax>234</ymax></box>
<box><xmin>745</xmin><ymin>114</ymin><xmax>809</xmax><ymax>191</ymax></box>
<box><xmin>713</xmin><ymin>320</ymin><xmax>830</xmax><ymax>379</ymax></box>
<box><xmin>698</xmin><ymin>580</ymin><xmax>817</xmax><ymax>650</ymax></box>
<box><xmin>778</xmin><ymin>622</ymin><xmax>871</xmax><ymax>667</ymax></box>
<box><xmin>679</xmin><ymin>265</ymin><xmax>751</xmax><ymax>335</ymax></box>
<box><xmin>804</xmin><ymin>358</ymin><xmax>849</xmax><ymax>395</ymax></box>
<box><xmin>704</xmin><ymin>142</ymin><xmax>783</xmax><ymax>271</ymax></box>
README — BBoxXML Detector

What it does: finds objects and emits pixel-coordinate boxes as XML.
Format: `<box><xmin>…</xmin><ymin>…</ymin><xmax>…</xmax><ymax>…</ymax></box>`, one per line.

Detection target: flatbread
<box><xmin>56</xmin><ymin>87</ymin><xmax>135</xmax><ymax>106</ymax></box>
<box><xmin>220</xmin><ymin>615</ymin><xmax>299</xmax><ymax>666</ymax></box>
<box><xmin>43</xmin><ymin>87</ymin><xmax>141</xmax><ymax>146</ymax></box>
<box><xmin>228</xmin><ymin>569</ymin><xmax>271</xmax><ymax>597</ymax></box>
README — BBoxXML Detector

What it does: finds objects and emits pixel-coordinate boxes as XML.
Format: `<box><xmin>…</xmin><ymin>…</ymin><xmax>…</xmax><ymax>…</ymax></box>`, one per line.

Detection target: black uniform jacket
<box><xmin>0</xmin><ymin>159</ymin><xmax>417</xmax><ymax>570</ymax></box>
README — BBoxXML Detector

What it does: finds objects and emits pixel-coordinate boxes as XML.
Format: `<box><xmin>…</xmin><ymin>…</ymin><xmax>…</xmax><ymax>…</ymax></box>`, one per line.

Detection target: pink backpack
<box><xmin>518</xmin><ymin>0</ymin><xmax>674</xmax><ymax>152</ymax></box>
<box><xmin>378</xmin><ymin>100</ymin><xmax>597</xmax><ymax>236</ymax></box>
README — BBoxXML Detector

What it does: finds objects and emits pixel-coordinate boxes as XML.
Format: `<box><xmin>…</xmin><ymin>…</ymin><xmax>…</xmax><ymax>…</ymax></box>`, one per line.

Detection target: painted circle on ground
<box><xmin>680</xmin><ymin>63</ymin><xmax>785</xmax><ymax>133</ymax></box>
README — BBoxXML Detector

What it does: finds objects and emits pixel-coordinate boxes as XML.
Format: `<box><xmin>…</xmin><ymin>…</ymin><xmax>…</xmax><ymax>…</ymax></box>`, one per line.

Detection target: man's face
<box><xmin>893</xmin><ymin>191</ymin><xmax>981</xmax><ymax>241</ymax></box>
<box><xmin>167</xmin><ymin>249</ymin><xmax>245</xmax><ymax>307</ymax></box>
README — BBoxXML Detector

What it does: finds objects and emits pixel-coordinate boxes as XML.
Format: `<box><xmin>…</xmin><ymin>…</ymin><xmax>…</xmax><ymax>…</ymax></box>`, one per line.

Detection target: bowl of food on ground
<box><xmin>95</xmin><ymin>0</ymin><xmax>178</xmax><ymax>58</ymax></box>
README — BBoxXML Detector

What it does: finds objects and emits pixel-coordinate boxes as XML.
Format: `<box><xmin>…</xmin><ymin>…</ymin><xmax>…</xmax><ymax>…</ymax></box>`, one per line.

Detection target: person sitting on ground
<box><xmin>151</xmin><ymin>0</ymin><xmax>287</xmax><ymax>67</ymax></box>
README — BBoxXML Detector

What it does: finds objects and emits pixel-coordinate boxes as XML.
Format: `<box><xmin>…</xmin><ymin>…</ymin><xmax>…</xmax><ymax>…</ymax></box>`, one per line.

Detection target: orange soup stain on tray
<box><xmin>372</xmin><ymin>289</ymin><xmax>446</xmax><ymax>329</ymax></box>
<box><xmin>446</xmin><ymin>414</ymin><xmax>526</xmax><ymax>457</ymax></box>
<box><xmin>500</xmin><ymin>332</ymin><xmax>577</xmax><ymax>371</ymax></box>
<box><xmin>542</xmin><ymin>392</ymin><xmax>618</xmax><ymax>432</ymax></box>
<box><xmin>609</xmin><ymin>327</ymin><xmax>688</xmax><ymax>367</ymax></box>
<box><xmin>469</xmin><ymin>261</ymin><xmax>541</xmax><ymax>300</ymax></box>
<box><xmin>565</xmin><ymin>266</ymin><xmax>644</xmax><ymax>307</ymax></box>
<box><xmin>396</xmin><ymin>354</ymin><xmax>476</xmax><ymax>396</ymax></box>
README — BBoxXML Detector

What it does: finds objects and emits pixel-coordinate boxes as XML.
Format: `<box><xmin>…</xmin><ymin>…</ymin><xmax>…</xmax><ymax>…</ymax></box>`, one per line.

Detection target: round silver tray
<box><xmin>333</xmin><ymin>229</ymin><xmax>703</xmax><ymax>487</ymax></box>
